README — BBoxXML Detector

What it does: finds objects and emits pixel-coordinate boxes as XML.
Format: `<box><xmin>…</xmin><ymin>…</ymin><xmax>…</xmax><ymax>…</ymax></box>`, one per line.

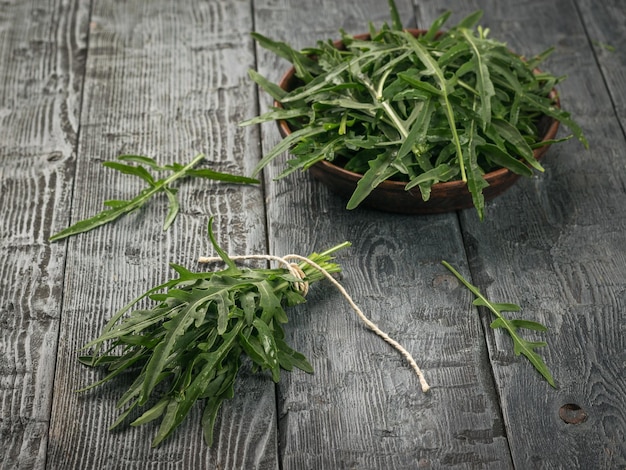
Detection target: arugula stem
<box><xmin>442</xmin><ymin>101</ymin><xmax>466</xmax><ymax>182</ymax></box>
<box><xmin>374</xmin><ymin>72</ymin><xmax>410</xmax><ymax>140</ymax></box>
<box><xmin>362</xmin><ymin>70</ymin><xmax>427</xmax><ymax>167</ymax></box>
<box><xmin>442</xmin><ymin>261</ymin><xmax>495</xmax><ymax>315</ymax></box>
<box><xmin>316</xmin><ymin>241</ymin><xmax>352</xmax><ymax>258</ymax></box>
<box><xmin>164</xmin><ymin>153</ymin><xmax>206</xmax><ymax>185</ymax></box>
<box><xmin>269</xmin><ymin>241</ymin><xmax>350</xmax><ymax>294</ymax></box>
<box><xmin>457</xmin><ymin>79</ymin><xmax>479</xmax><ymax>95</ymax></box>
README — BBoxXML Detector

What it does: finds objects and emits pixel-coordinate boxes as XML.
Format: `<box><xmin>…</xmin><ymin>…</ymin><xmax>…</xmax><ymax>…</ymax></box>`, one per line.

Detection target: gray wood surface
<box><xmin>0</xmin><ymin>0</ymin><xmax>88</xmax><ymax>468</ymax></box>
<box><xmin>1</xmin><ymin>0</ymin><xmax>624</xmax><ymax>468</ymax></box>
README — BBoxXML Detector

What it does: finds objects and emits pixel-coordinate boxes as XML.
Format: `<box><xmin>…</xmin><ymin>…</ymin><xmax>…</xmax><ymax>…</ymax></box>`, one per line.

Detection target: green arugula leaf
<box><xmin>247</xmin><ymin>68</ymin><xmax>289</xmax><ymax>102</ymax></box>
<box><xmin>250</xmin><ymin>32</ymin><xmax>322</xmax><ymax>80</ymax></box>
<box><xmin>151</xmin><ymin>322</ymin><xmax>244</xmax><ymax>446</ymax></box>
<box><xmin>251</xmin><ymin>126</ymin><xmax>327</xmax><ymax>177</ymax></box>
<box><xmin>479</xmin><ymin>143</ymin><xmax>535</xmax><ymax>176</ymax></box>
<box><xmin>139</xmin><ymin>287</ymin><xmax>212</xmax><ymax>405</ymax></box>
<box><xmin>521</xmin><ymin>93</ymin><xmax>589</xmax><ymax>148</ymax></box>
<box><xmin>442</xmin><ymin>260</ymin><xmax>556</xmax><ymax>387</ymax></box>
<box><xmin>456</xmin><ymin>10</ymin><xmax>484</xmax><ymax>30</ymax></box>
<box><xmin>460</xmin><ymin>28</ymin><xmax>495</xmax><ymax>130</ymax></box>
<box><xmin>404</xmin><ymin>163</ymin><xmax>459</xmax><ymax>198</ymax></box>
<box><xmin>400</xmin><ymin>30</ymin><xmax>466</xmax><ymax>181</ymax></box>
<box><xmin>491</xmin><ymin>119</ymin><xmax>542</xmax><ymax>171</ymax></box>
<box><xmin>102</xmin><ymin>161</ymin><xmax>156</xmax><ymax>185</ymax></box>
<box><xmin>276</xmin><ymin>336</ymin><xmax>314</xmax><ymax>373</ymax></box>
<box><xmin>423</xmin><ymin>11</ymin><xmax>452</xmax><ymax>42</ymax></box>
<box><xmin>388</xmin><ymin>0</ymin><xmax>403</xmax><ymax>31</ymax></box>
<box><xmin>117</xmin><ymin>154</ymin><xmax>166</xmax><ymax>171</ymax></box>
<box><xmin>50</xmin><ymin>154</ymin><xmax>259</xmax><ymax>242</ymax></box>
<box><xmin>396</xmin><ymin>98</ymin><xmax>435</xmax><ymax>170</ymax></box>
<box><xmin>239</xmin><ymin>107</ymin><xmax>311</xmax><ymax>127</ymax></box>
<box><xmin>162</xmin><ymin>187</ymin><xmax>179</xmax><ymax>231</ymax></box>
<box><xmin>464</xmin><ymin>97</ymin><xmax>489</xmax><ymax>220</ymax></box>
<box><xmin>252</xmin><ymin>317</ymin><xmax>281</xmax><ymax>382</ymax></box>
<box><xmin>347</xmin><ymin>150</ymin><xmax>398</xmax><ymax>209</ymax></box>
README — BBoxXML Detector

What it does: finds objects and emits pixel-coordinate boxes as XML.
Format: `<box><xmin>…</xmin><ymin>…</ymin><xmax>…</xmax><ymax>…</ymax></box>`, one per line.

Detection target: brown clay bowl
<box><xmin>274</xmin><ymin>30</ymin><xmax>561</xmax><ymax>214</ymax></box>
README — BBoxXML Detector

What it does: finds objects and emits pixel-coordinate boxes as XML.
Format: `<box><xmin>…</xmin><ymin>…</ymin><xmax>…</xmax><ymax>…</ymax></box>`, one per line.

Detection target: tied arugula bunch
<box><xmin>243</xmin><ymin>2</ymin><xmax>587</xmax><ymax>219</ymax></box>
<box><xmin>79</xmin><ymin>219</ymin><xmax>349</xmax><ymax>447</ymax></box>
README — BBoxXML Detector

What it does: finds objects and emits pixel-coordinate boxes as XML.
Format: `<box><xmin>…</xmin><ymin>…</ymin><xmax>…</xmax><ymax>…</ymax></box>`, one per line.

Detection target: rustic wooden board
<box><xmin>2</xmin><ymin>0</ymin><xmax>624</xmax><ymax>468</ymax></box>
<box><xmin>576</xmin><ymin>2</ymin><xmax>626</xmax><ymax>117</ymax></box>
<box><xmin>0</xmin><ymin>0</ymin><xmax>89</xmax><ymax>468</ymax></box>
<box><xmin>254</xmin><ymin>0</ymin><xmax>515</xmax><ymax>468</ymax></box>
<box><xmin>420</xmin><ymin>0</ymin><xmax>626</xmax><ymax>468</ymax></box>
<box><xmin>45</xmin><ymin>1</ymin><xmax>274</xmax><ymax>468</ymax></box>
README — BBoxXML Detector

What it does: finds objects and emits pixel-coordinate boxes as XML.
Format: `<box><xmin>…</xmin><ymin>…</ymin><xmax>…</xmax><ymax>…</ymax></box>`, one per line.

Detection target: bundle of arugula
<box><xmin>79</xmin><ymin>219</ymin><xmax>350</xmax><ymax>447</ymax></box>
<box><xmin>243</xmin><ymin>1</ymin><xmax>587</xmax><ymax>219</ymax></box>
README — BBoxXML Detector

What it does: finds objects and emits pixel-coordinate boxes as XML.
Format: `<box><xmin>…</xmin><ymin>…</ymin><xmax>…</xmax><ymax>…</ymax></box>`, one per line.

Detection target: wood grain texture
<box><xmin>419</xmin><ymin>0</ymin><xmax>626</xmax><ymax>468</ymax></box>
<box><xmin>2</xmin><ymin>0</ymin><xmax>624</xmax><ymax>468</ymax></box>
<box><xmin>254</xmin><ymin>0</ymin><xmax>514</xmax><ymax>468</ymax></box>
<box><xmin>45</xmin><ymin>1</ymin><xmax>273</xmax><ymax>468</ymax></box>
<box><xmin>0</xmin><ymin>0</ymin><xmax>89</xmax><ymax>468</ymax></box>
<box><xmin>575</xmin><ymin>0</ymin><xmax>626</xmax><ymax>122</ymax></box>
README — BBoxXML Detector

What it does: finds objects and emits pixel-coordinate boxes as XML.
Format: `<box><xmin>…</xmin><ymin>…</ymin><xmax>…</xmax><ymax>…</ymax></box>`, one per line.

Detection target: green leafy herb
<box><xmin>592</xmin><ymin>40</ymin><xmax>615</xmax><ymax>53</ymax></box>
<box><xmin>49</xmin><ymin>154</ymin><xmax>259</xmax><ymax>242</ymax></box>
<box><xmin>79</xmin><ymin>218</ymin><xmax>350</xmax><ymax>447</ymax></box>
<box><xmin>442</xmin><ymin>260</ymin><xmax>555</xmax><ymax>387</ymax></box>
<box><xmin>243</xmin><ymin>1</ymin><xmax>587</xmax><ymax>219</ymax></box>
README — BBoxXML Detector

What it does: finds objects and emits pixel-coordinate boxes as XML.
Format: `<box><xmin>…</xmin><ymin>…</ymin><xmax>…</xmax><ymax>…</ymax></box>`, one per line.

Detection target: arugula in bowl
<box><xmin>242</xmin><ymin>2</ymin><xmax>587</xmax><ymax>219</ymax></box>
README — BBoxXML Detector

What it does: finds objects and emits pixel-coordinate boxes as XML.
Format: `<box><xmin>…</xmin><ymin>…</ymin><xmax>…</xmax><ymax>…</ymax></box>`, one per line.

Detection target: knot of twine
<box><xmin>197</xmin><ymin>252</ymin><xmax>430</xmax><ymax>393</ymax></box>
<box><xmin>287</xmin><ymin>263</ymin><xmax>309</xmax><ymax>297</ymax></box>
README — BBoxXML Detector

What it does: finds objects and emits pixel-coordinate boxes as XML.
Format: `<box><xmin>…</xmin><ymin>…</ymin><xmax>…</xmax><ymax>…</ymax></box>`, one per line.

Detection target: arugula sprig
<box><xmin>243</xmin><ymin>1</ymin><xmax>587</xmax><ymax>219</ymax></box>
<box><xmin>49</xmin><ymin>154</ymin><xmax>259</xmax><ymax>242</ymax></box>
<box><xmin>443</xmin><ymin>261</ymin><xmax>555</xmax><ymax>387</ymax></box>
<box><xmin>79</xmin><ymin>218</ymin><xmax>350</xmax><ymax>447</ymax></box>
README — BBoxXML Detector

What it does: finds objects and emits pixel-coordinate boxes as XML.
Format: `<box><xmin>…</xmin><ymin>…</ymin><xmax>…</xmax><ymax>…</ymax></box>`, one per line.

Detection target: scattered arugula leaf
<box><xmin>592</xmin><ymin>40</ymin><xmax>615</xmax><ymax>53</ymax></box>
<box><xmin>79</xmin><ymin>217</ymin><xmax>350</xmax><ymax>447</ymax></box>
<box><xmin>243</xmin><ymin>0</ymin><xmax>587</xmax><ymax>219</ymax></box>
<box><xmin>442</xmin><ymin>260</ymin><xmax>555</xmax><ymax>387</ymax></box>
<box><xmin>49</xmin><ymin>154</ymin><xmax>259</xmax><ymax>242</ymax></box>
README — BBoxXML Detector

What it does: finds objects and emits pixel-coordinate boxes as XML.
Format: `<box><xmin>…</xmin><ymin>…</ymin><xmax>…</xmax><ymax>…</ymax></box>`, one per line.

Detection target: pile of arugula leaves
<box><xmin>79</xmin><ymin>219</ymin><xmax>350</xmax><ymax>447</ymax></box>
<box><xmin>243</xmin><ymin>2</ymin><xmax>587</xmax><ymax>219</ymax></box>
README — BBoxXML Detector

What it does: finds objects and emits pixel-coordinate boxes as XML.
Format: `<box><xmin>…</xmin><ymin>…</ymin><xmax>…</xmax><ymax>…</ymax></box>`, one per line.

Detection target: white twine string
<box><xmin>198</xmin><ymin>253</ymin><xmax>430</xmax><ymax>393</ymax></box>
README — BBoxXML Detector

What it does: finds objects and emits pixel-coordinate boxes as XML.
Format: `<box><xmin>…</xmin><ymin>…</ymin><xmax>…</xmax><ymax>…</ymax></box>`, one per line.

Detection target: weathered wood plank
<box><xmin>418</xmin><ymin>0</ymin><xmax>626</xmax><ymax>468</ymax></box>
<box><xmin>45</xmin><ymin>1</ymin><xmax>274</xmax><ymax>468</ymax></box>
<box><xmin>575</xmin><ymin>0</ymin><xmax>626</xmax><ymax>121</ymax></box>
<box><xmin>254</xmin><ymin>0</ymin><xmax>514</xmax><ymax>468</ymax></box>
<box><xmin>0</xmin><ymin>0</ymin><xmax>89</xmax><ymax>468</ymax></box>
<box><xmin>3</xmin><ymin>0</ymin><xmax>623</xmax><ymax>468</ymax></box>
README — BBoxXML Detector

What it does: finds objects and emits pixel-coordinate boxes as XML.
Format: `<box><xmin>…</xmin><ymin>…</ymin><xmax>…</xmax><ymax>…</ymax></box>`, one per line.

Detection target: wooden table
<box><xmin>2</xmin><ymin>0</ymin><xmax>625</xmax><ymax>468</ymax></box>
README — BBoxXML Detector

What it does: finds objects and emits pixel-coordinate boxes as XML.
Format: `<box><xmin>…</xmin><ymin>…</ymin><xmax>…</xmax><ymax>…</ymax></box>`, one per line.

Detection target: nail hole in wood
<box><xmin>559</xmin><ymin>403</ymin><xmax>588</xmax><ymax>424</ymax></box>
<box><xmin>47</xmin><ymin>151</ymin><xmax>63</xmax><ymax>162</ymax></box>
